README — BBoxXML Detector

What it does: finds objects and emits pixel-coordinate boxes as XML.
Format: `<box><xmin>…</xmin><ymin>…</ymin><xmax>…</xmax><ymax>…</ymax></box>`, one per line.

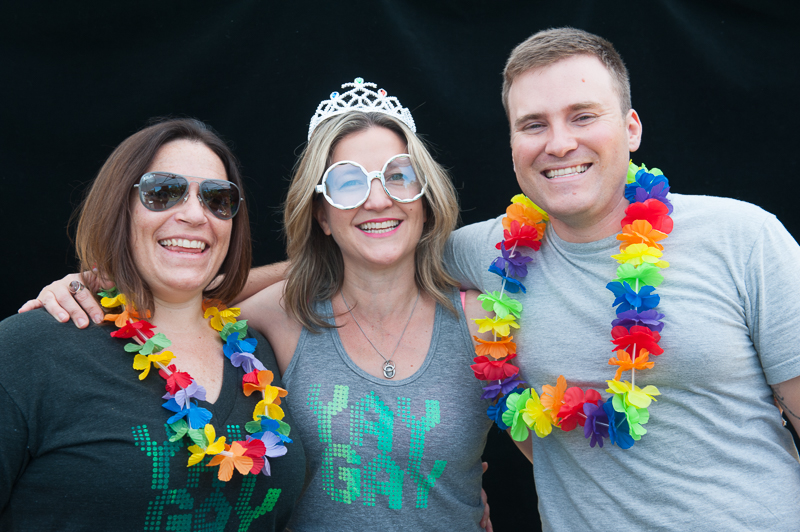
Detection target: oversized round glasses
<box><xmin>134</xmin><ymin>172</ymin><xmax>243</xmax><ymax>220</ymax></box>
<box><xmin>315</xmin><ymin>154</ymin><xmax>426</xmax><ymax>210</ymax></box>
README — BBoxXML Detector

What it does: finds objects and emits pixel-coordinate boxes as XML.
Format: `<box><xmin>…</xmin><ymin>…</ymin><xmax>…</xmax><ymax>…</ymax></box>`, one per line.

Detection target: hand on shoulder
<box><xmin>238</xmin><ymin>280</ymin><xmax>301</xmax><ymax>375</ymax></box>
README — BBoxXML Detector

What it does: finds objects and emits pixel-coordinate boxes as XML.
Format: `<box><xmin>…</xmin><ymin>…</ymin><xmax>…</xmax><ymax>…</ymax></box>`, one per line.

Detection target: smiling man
<box><xmin>445</xmin><ymin>27</ymin><xmax>800</xmax><ymax>530</ymax></box>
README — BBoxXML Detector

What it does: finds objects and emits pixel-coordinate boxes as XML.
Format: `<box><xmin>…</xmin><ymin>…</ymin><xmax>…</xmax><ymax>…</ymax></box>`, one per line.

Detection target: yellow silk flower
<box><xmin>606</xmin><ymin>379</ymin><xmax>660</xmax><ymax>409</ymax></box>
<box><xmin>253</xmin><ymin>383</ymin><xmax>287</xmax><ymax>421</ymax></box>
<box><xmin>203</xmin><ymin>306</ymin><xmax>241</xmax><ymax>332</ymax></box>
<box><xmin>473</xmin><ymin>315</ymin><xmax>520</xmax><ymax>337</ymax></box>
<box><xmin>612</xmin><ymin>243</ymin><xmax>669</xmax><ymax>269</ymax></box>
<box><xmin>186</xmin><ymin>424</ymin><xmax>226</xmax><ymax>466</ymax></box>
<box><xmin>521</xmin><ymin>389</ymin><xmax>553</xmax><ymax>438</ymax></box>
<box><xmin>132</xmin><ymin>350</ymin><xmax>175</xmax><ymax>380</ymax></box>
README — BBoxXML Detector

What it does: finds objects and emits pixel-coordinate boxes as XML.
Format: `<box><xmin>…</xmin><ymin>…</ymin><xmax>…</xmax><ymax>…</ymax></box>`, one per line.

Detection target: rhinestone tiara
<box><xmin>307</xmin><ymin>77</ymin><xmax>417</xmax><ymax>140</ymax></box>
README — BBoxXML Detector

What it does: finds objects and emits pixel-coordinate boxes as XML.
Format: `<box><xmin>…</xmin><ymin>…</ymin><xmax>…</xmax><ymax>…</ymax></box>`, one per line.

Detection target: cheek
<box><xmin>216</xmin><ymin>222</ymin><xmax>233</xmax><ymax>254</ymax></box>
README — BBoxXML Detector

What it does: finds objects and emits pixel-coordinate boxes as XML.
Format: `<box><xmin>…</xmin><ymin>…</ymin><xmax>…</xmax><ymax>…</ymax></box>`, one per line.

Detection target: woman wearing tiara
<box><xmin>24</xmin><ymin>79</ymin><xmax>495</xmax><ymax>530</ymax></box>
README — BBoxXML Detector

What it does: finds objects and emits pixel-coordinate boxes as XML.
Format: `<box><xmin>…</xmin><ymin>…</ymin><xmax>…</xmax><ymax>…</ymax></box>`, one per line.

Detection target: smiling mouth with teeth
<box><xmin>358</xmin><ymin>220</ymin><xmax>400</xmax><ymax>234</ymax></box>
<box><xmin>543</xmin><ymin>164</ymin><xmax>591</xmax><ymax>179</ymax></box>
<box><xmin>158</xmin><ymin>238</ymin><xmax>207</xmax><ymax>252</ymax></box>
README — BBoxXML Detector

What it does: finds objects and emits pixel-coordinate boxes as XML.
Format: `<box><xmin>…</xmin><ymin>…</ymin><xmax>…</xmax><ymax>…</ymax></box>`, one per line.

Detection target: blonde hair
<box><xmin>283</xmin><ymin>111</ymin><xmax>459</xmax><ymax>330</ymax></box>
<box><xmin>503</xmin><ymin>27</ymin><xmax>631</xmax><ymax>116</ymax></box>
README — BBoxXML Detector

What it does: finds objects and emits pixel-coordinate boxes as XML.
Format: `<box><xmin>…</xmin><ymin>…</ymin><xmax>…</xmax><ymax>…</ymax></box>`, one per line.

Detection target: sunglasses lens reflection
<box><xmin>200</xmin><ymin>180</ymin><xmax>240</xmax><ymax>220</ymax></box>
<box><xmin>138</xmin><ymin>173</ymin><xmax>240</xmax><ymax>220</ymax></box>
<box><xmin>140</xmin><ymin>174</ymin><xmax>187</xmax><ymax>210</ymax></box>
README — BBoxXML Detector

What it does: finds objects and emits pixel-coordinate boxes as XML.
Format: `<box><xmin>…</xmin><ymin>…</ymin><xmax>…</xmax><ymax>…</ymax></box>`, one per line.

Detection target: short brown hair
<box><xmin>502</xmin><ymin>27</ymin><xmax>631</xmax><ymax>116</ymax></box>
<box><xmin>283</xmin><ymin>111</ymin><xmax>460</xmax><ymax>330</ymax></box>
<box><xmin>74</xmin><ymin>118</ymin><xmax>251</xmax><ymax>314</ymax></box>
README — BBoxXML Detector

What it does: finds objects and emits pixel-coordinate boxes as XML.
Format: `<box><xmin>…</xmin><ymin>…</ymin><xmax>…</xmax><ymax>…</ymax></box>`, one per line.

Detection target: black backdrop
<box><xmin>2</xmin><ymin>1</ymin><xmax>798</xmax><ymax>529</ymax></box>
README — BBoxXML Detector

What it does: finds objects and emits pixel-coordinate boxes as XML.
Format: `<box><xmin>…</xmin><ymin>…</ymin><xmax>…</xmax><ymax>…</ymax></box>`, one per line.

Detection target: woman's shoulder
<box><xmin>0</xmin><ymin>308</ymin><xmax>113</xmax><ymax>347</ymax></box>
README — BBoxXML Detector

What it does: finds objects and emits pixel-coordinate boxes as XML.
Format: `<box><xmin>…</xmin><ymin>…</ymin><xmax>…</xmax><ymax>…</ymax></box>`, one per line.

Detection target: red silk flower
<box><xmin>611</xmin><ymin>325</ymin><xmax>663</xmax><ymax>357</ymax></box>
<box><xmin>470</xmin><ymin>353</ymin><xmax>520</xmax><ymax>380</ymax></box>
<box><xmin>621</xmin><ymin>199</ymin><xmax>673</xmax><ymax>234</ymax></box>
<box><xmin>110</xmin><ymin>319</ymin><xmax>156</xmax><ymax>339</ymax></box>
<box><xmin>496</xmin><ymin>219</ymin><xmax>542</xmax><ymax>251</ymax></box>
<box><xmin>557</xmin><ymin>387</ymin><xmax>603</xmax><ymax>431</ymax></box>
<box><xmin>158</xmin><ymin>364</ymin><xmax>193</xmax><ymax>394</ymax></box>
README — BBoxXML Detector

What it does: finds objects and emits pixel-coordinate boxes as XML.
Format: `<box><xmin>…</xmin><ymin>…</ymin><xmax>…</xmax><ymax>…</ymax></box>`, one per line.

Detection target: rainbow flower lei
<box><xmin>471</xmin><ymin>161</ymin><xmax>672</xmax><ymax>449</ymax></box>
<box><xmin>100</xmin><ymin>289</ymin><xmax>292</xmax><ymax>480</ymax></box>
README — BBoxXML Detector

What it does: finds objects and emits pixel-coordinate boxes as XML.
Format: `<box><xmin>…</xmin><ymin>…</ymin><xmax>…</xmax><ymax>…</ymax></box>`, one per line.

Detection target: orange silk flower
<box><xmin>540</xmin><ymin>375</ymin><xmax>567</xmax><ymax>423</ymax></box>
<box><xmin>608</xmin><ymin>349</ymin><xmax>655</xmax><ymax>381</ymax></box>
<box><xmin>618</xmin><ymin>220</ymin><xmax>667</xmax><ymax>251</ymax></box>
<box><xmin>473</xmin><ymin>335</ymin><xmax>517</xmax><ymax>359</ymax></box>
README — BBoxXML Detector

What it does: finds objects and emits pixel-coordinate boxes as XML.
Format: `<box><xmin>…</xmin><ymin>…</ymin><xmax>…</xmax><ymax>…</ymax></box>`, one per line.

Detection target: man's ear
<box><xmin>627</xmin><ymin>108</ymin><xmax>643</xmax><ymax>152</ymax></box>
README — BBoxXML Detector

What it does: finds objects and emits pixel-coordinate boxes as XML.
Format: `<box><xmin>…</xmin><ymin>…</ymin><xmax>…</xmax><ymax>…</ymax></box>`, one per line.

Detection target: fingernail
<box><xmin>77</xmin><ymin>318</ymin><xmax>88</xmax><ymax>327</ymax></box>
<box><xmin>93</xmin><ymin>315</ymin><xmax>103</xmax><ymax>324</ymax></box>
<box><xmin>58</xmin><ymin>313</ymin><xmax>68</xmax><ymax>322</ymax></box>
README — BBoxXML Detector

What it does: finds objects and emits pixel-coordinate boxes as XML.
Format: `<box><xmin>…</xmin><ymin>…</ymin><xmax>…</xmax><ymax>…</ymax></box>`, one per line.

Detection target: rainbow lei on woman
<box><xmin>100</xmin><ymin>289</ymin><xmax>292</xmax><ymax>480</ymax></box>
<box><xmin>471</xmin><ymin>161</ymin><xmax>672</xmax><ymax>449</ymax></box>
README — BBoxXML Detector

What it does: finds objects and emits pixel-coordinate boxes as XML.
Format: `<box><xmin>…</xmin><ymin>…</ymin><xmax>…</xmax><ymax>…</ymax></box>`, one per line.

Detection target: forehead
<box><xmin>331</xmin><ymin>126</ymin><xmax>407</xmax><ymax>170</ymax></box>
<box><xmin>147</xmin><ymin>140</ymin><xmax>228</xmax><ymax>181</ymax></box>
<box><xmin>507</xmin><ymin>55</ymin><xmax>618</xmax><ymax>122</ymax></box>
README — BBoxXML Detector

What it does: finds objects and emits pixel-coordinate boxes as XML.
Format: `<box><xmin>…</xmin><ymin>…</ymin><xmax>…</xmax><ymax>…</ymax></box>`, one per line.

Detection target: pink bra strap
<box><xmin>460</xmin><ymin>290</ymin><xmax>466</xmax><ymax>311</ymax></box>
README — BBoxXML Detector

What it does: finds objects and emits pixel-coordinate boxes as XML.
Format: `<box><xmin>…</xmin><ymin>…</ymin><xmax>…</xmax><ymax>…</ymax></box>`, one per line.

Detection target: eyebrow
<box><xmin>513</xmin><ymin>101</ymin><xmax>602</xmax><ymax>130</ymax></box>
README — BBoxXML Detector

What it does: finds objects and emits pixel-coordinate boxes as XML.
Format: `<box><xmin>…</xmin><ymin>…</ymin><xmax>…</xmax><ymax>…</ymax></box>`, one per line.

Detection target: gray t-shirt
<box><xmin>282</xmin><ymin>289</ymin><xmax>492</xmax><ymax>531</ymax></box>
<box><xmin>445</xmin><ymin>193</ymin><xmax>800</xmax><ymax>531</ymax></box>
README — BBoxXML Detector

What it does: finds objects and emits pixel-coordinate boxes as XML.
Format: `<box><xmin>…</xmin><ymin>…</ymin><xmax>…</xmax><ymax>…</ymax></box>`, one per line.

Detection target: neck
<box><xmin>549</xmin><ymin>197</ymin><xmax>630</xmax><ymax>243</ymax></box>
<box><xmin>149</xmin><ymin>293</ymin><xmax>207</xmax><ymax>331</ymax></box>
<box><xmin>340</xmin><ymin>262</ymin><xmax>420</xmax><ymax>321</ymax></box>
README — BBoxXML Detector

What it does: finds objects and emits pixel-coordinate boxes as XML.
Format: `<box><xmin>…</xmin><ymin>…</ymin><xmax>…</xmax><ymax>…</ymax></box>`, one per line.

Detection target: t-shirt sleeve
<box><xmin>745</xmin><ymin>214</ymin><xmax>800</xmax><ymax>384</ymax></box>
<box><xmin>444</xmin><ymin>218</ymin><xmax>502</xmax><ymax>293</ymax></box>
<box><xmin>0</xmin><ymin>380</ymin><xmax>28</xmax><ymax>509</ymax></box>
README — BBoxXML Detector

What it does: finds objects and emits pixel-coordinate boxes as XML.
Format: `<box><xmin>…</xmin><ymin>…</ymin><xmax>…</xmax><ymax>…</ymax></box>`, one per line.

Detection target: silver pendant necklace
<box><xmin>340</xmin><ymin>288</ymin><xmax>420</xmax><ymax>379</ymax></box>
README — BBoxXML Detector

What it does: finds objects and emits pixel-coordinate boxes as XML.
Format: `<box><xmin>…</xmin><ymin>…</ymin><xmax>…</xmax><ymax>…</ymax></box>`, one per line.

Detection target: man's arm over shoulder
<box><xmin>237</xmin><ymin>280</ymin><xmax>301</xmax><ymax>376</ymax></box>
<box><xmin>232</xmin><ymin>261</ymin><xmax>289</xmax><ymax>304</ymax></box>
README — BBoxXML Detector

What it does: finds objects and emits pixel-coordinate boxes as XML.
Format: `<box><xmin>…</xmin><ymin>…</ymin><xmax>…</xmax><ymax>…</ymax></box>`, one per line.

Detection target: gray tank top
<box><xmin>283</xmin><ymin>289</ymin><xmax>492</xmax><ymax>531</ymax></box>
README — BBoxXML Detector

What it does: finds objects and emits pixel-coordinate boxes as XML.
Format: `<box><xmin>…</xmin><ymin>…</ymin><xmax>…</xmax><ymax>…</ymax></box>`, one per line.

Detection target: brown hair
<box><xmin>502</xmin><ymin>27</ymin><xmax>631</xmax><ymax>116</ymax></box>
<box><xmin>74</xmin><ymin>118</ymin><xmax>251</xmax><ymax>314</ymax></box>
<box><xmin>283</xmin><ymin>111</ymin><xmax>460</xmax><ymax>330</ymax></box>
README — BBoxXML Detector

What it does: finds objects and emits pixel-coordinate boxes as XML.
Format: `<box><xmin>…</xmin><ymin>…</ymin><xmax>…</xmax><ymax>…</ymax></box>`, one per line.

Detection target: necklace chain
<box><xmin>341</xmin><ymin>288</ymin><xmax>420</xmax><ymax>379</ymax></box>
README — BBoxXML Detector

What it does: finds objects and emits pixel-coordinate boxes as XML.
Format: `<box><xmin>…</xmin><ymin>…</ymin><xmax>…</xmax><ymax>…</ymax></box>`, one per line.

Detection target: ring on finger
<box><xmin>68</xmin><ymin>280</ymin><xmax>85</xmax><ymax>295</ymax></box>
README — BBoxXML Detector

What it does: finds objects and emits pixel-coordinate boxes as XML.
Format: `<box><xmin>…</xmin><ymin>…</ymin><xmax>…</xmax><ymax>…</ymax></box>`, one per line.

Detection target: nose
<box><xmin>176</xmin><ymin>183</ymin><xmax>208</xmax><ymax>225</ymax></box>
<box><xmin>545</xmin><ymin>122</ymin><xmax>578</xmax><ymax>158</ymax></box>
<box><xmin>361</xmin><ymin>177</ymin><xmax>393</xmax><ymax>211</ymax></box>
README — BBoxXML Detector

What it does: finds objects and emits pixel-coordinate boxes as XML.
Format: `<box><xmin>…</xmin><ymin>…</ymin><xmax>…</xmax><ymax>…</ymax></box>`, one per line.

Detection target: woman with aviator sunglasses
<box><xmin>23</xmin><ymin>80</ymin><xmax>495</xmax><ymax>530</ymax></box>
<box><xmin>1</xmin><ymin>118</ymin><xmax>305</xmax><ymax>530</ymax></box>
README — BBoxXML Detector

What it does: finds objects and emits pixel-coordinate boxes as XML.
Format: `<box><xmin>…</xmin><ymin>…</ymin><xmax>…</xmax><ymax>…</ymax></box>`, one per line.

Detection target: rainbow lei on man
<box><xmin>471</xmin><ymin>161</ymin><xmax>672</xmax><ymax>449</ymax></box>
<box><xmin>100</xmin><ymin>290</ymin><xmax>292</xmax><ymax>479</ymax></box>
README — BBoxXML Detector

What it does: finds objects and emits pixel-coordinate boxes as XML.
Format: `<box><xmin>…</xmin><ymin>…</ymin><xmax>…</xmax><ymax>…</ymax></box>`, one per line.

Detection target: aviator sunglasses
<box><xmin>134</xmin><ymin>172</ymin><xmax>243</xmax><ymax>220</ymax></box>
<box><xmin>316</xmin><ymin>154</ymin><xmax>427</xmax><ymax>210</ymax></box>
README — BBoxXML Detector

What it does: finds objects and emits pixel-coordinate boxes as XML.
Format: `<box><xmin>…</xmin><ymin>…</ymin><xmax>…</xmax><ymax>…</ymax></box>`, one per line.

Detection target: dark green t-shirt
<box><xmin>0</xmin><ymin>309</ymin><xmax>305</xmax><ymax>531</ymax></box>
